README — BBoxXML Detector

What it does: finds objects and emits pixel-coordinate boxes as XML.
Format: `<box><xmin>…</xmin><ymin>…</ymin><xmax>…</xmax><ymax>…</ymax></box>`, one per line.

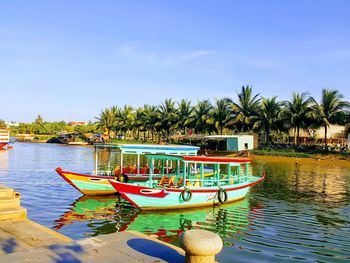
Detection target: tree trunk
<box><xmin>293</xmin><ymin>127</ymin><xmax>296</xmax><ymax>145</ymax></box>
<box><xmin>297</xmin><ymin>127</ymin><xmax>300</xmax><ymax>145</ymax></box>
<box><xmin>143</xmin><ymin>130</ymin><xmax>146</xmax><ymax>142</ymax></box>
<box><xmin>220</xmin><ymin>127</ymin><xmax>223</xmax><ymax>135</ymax></box>
<box><xmin>151</xmin><ymin>130</ymin><xmax>154</xmax><ymax>142</ymax></box>
<box><xmin>324</xmin><ymin>125</ymin><xmax>328</xmax><ymax>150</ymax></box>
<box><xmin>266</xmin><ymin>128</ymin><xmax>270</xmax><ymax>144</ymax></box>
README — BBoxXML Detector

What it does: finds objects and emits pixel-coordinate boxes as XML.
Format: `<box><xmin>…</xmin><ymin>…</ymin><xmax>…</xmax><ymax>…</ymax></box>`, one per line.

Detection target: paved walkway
<box><xmin>0</xmin><ymin>184</ymin><xmax>185</xmax><ymax>262</ymax></box>
<box><xmin>1</xmin><ymin>230</ymin><xmax>185</xmax><ymax>262</ymax></box>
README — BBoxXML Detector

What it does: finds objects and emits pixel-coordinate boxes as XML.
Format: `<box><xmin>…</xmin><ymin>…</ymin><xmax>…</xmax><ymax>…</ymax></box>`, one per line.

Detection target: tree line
<box><xmin>96</xmin><ymin>86</ymin><xmax>350</xmax><ymax>148</ymax></box>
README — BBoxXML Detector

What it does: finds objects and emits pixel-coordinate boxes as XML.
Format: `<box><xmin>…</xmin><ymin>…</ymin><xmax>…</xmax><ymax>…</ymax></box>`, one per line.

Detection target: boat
<box><xmin>0</xmin><ymin>129</ymin><xmax>10</xmax><ymax>149</ymax></box>
<box><xmin>109</xmin><ymin>154</ymin><xmax>265</xmax><ymax>210</ymax></box>
<box><xmin>56</xmin><ymin>144</ymin><xmax>200</xmax><ymax>195</ymax></box>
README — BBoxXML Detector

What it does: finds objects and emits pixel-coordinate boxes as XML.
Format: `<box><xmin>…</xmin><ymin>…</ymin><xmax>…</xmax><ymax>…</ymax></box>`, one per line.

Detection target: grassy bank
<box><xmin>251</xmin><ymin>148</ymin><xmax>350</xmax><ymax>160</ymax></box>
<box><xmin>107</xmin><ymin>138</ymin><xmax>158</xmax><ymax>144</ymax></box>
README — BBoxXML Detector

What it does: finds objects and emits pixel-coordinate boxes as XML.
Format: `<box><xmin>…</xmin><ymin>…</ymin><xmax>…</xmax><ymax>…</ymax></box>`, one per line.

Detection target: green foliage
<box><xmin>251</xmin><ymin>148</ymin><xmax>312</xmax><ymax>158</ymax></box>
<box><xmin>0</xmin><ymin>119</ymin><xmax>6</xmax><ymax>128</ymax></box>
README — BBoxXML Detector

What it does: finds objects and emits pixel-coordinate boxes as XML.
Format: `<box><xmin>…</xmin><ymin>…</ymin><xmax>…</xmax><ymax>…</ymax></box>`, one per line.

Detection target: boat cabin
<box><xmin>145</xmin><ymin>154</ymin><xmax>252</xmax><ymax>188</ymax></box>
<box><xmin>93</xmin><ymin>144</ymin><xmax>200</xmax><ymax>176</ymax></box>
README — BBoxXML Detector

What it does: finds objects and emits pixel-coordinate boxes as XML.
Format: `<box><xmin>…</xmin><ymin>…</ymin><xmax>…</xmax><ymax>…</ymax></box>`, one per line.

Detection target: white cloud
<box><xmin>114</xmin><ymin>42</ymin><xmax>214</xmax><ymax>65</ymax></box>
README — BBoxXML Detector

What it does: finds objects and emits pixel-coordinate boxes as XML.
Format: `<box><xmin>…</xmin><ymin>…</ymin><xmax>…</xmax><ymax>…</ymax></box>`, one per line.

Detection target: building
<box><xmin>205</xmin><ymin>135</ymin><xmax>255</xmax><ymax>151</ymax></box>
<box><xmin>68</xmin><ymin>121</ymin><xmax>87</xmax><ymax>127</ymax></box>
<box><xmin>288</xmin><ymin>124</ymin><xmax>348</xmax><ymax>145</ymax></box>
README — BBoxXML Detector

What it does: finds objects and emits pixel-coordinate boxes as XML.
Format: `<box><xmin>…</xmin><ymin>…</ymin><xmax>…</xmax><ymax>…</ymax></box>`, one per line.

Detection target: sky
<box><xmin>1</xmin><ymin>0</ymin><xmax>350</xmax><ymax>122</ymax></box>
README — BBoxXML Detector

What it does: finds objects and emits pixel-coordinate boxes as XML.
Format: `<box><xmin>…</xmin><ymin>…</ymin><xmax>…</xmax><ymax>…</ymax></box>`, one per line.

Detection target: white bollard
<box><xmin>180</xmin><ymin>229</ymin><xmax>223</xmax><ymax>263</ymax></box>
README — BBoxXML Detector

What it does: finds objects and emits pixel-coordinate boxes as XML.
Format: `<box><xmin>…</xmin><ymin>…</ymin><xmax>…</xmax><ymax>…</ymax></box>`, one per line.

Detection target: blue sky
<box><xmin>1</xmin><ymin>0</ymin><xmax>349</xmax><ymax>122</ymax></box>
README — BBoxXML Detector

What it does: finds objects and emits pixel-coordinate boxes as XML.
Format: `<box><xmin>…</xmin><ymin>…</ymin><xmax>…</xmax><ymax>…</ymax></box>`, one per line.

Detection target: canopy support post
<box><xmin>137</xmin><ymin>154</ymin><xmax>140</xmax><ymax>174</ymax></box>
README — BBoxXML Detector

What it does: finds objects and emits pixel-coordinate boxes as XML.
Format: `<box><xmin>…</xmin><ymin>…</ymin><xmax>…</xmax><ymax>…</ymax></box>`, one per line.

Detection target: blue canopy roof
<box><xmin>94</xmin><ymin>143</ymin><xmax>199</xmax><ymax>155</ymax></box>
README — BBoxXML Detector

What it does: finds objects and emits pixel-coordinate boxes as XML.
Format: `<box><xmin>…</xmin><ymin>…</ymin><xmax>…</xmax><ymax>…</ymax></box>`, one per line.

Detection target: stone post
<box><xmin>180</xmin><ymin>229</ymin><xmax>223</xmax><ymax>263</ymax></box>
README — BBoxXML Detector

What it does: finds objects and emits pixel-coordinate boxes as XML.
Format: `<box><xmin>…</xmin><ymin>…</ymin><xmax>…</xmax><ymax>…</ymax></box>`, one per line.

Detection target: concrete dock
<box><xmin>0</xmin><ymin>185</ymin><xmax>185</xmax><ymax>262</ymax></box>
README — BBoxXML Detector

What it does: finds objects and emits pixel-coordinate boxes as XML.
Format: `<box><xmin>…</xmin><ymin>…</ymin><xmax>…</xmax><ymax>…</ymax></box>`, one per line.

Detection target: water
<box><xmin>1</xmin><ymin>143</ymin><xmax>350</xmax><ymax>262</ymax></box>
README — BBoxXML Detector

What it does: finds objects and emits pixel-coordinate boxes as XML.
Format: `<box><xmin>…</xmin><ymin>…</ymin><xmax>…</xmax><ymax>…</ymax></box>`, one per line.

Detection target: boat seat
<box><xmin>167</xmin><ymin>176</ymin><xmax>175</xmax><ymax>187</ymax></box>
<box><xmin>193</xmin><ymin>180</ymin><xmax>202</xmax><ymax>187</ymax></box>
<box><xmin>158</xmin><ymin>176</ymin><xmax>169</xmax><ymax>186</ymax></box>
<box><xmin>176</xmin><ymin>177</ymin><xmax>184</xmax><ymax>187</ymax></box>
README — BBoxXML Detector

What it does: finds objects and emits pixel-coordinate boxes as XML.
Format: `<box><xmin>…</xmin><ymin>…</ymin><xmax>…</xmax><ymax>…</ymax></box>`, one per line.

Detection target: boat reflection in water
<box><xmin>54</xmin><ymin>194</ymin><xmax>261</xmax><ymax>244</ymax></box>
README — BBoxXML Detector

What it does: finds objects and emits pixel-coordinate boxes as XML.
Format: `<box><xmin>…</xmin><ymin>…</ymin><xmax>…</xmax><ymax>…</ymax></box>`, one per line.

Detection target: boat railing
<box><xmin>184</xmin><ymin>174</ymin><xmax>251</xmax><ymax>187</ymax></box>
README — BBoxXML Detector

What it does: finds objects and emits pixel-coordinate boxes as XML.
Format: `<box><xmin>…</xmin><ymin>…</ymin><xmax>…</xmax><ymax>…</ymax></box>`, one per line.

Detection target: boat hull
<box><xmin>109</xmin><ymin>175</ymin><xmax>264</xmax><ymax>210</ymax></box>
<box><xmin>0</xmin><ymin>142</ymin><xmax>9</xmax><ymax>149</ymax></box>
<box><xmin>55</xmin><ymin>167</ymin><xmax>162</xmax><ymax>195</ymax></box>
<box><xmin>56</xmin><ymin>168</ymin><xmax>117</xmax><ymax>195</ymax></box>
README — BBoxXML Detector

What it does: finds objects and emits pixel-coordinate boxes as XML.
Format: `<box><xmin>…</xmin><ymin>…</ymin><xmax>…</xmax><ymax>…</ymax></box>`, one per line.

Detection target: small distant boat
<box><xmin>0</xmin><ymin>129</ymin><xmax>10</xmax><ymax>149</ymax></box>
<box><xmin>56</xmin><ymin>144</ymin><xmax>200</xmax><ymax>195</ymax></box>
<box><xmin>109</xmin><ymin>154</ymin><xmax>265</xmax><ymax>210</ymax></box>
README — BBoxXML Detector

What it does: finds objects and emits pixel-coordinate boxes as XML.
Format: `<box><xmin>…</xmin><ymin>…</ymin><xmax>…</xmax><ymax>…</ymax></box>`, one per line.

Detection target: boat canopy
<box><xmin>94</xmin><ymin>144</ymin><xmax>199</xmax><ymax>155</ymax></box>
<box><xmin>145</xmin><ymin>154</ymin><xmax>252</xmax><ymax>188</ymax></box>
<box><xmin>183</xmin><ymin>156</ymin><xmax>251</xmax><ymax>164</ymax></box>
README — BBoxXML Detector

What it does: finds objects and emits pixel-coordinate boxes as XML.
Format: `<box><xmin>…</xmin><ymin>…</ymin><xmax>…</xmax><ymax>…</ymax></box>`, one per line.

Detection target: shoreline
<box><xmin>250</xmin><ymin>154</ymin><xmax>350</xmax><ymax>169</ymax></box>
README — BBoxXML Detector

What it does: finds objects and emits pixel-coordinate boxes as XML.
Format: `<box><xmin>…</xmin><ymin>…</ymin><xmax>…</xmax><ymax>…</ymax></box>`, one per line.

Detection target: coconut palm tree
<box><xmin>310</xmin><ymin>89</ymin><xmax>350</xmax><ymax>149</ymax></box>
<box><xmin>213</xmin><ymin>98</ymin><xmax>231</xmax><ymax>135</ymax></box>
<box><xmin>280</xmin><ymin>92</ymin><xmax>314</xmax><ymax>145</ymax></box>
<box><xmin>176</xmin><ymin>99</ymin><xmax>193</xmax><ymax>135</ymax></box>
<box><xmin>253</xmin><ymin>96</ymin><xmax>281</xmax><ymax>144</ymax></box>
<box><xmin>142</xmin><ymin>105</ymin><xmax>159</xmax><ymax>142</ymax></box>
<box><xmin>192</xmin><ymin>100</ymin><xmax>213</xmax><ymax>134</ymax></box>
<box><xmin>157</xmin><ymin>98</ymin><xmax>178</xmax><ymax>141</ymax></box>
<box><xmin>117</xmin><ymin>105</ymin><xmax>135</xmax><ymax>138</ymax></box>
<box><xmin>95</xmin><ymin>108</ymin><xmax>117</xmax><ymax>138</ymax></box>
<box><xmin>228</xmin><ymin>86</ymin><xmax>260</xmax><ymax>132</ymax></box>
<box><xmin>134</xmin><ymin>107</ymin><xmax>145</xmax><ymax>140</ymax></box>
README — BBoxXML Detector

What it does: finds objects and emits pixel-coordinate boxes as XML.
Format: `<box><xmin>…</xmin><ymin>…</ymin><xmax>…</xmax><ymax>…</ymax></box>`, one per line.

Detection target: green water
<box><xmin>0</xmin><ymin>143</ymin><xmax>349</xmax><ymax>262</ymax></box>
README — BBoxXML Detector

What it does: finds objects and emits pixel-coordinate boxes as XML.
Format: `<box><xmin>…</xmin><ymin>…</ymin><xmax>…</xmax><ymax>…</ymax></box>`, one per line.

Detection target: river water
<box><xmin>0</xmin><ymin>143</ymin><xmax>349</xmax><ymax>262</ymax></box>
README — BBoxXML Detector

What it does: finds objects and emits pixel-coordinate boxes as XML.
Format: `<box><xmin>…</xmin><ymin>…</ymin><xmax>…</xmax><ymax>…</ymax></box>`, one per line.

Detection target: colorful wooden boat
<box><xmin>0</xmin><ymin>129</ymin><xmax>10</xmax><ymax>149</ymax></box>
<box><xmin>109</xmin><ymin>154</ymin><xmax>265</xmax><ymax>210</ymax></box>
<box><xmin>56</xmin><ymin>144</ymin><xmax>200</xmax><ymax>195</ymax></box>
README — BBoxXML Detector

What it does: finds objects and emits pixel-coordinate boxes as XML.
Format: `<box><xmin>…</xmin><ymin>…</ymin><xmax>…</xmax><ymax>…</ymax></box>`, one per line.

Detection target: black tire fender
<box><xmin>218</xmin><ymin>188</ymin><xmax>228</xmax><ymax>203</ymax></box>
<box><xmin>181</xmin><ymin>188</ymin><xmax>192</xmax><ymax>202</ymax></box>
<box><xmin>118</xmin><ymin>173</ymin><xmax>129</xmax><ymax>183</ymax></box>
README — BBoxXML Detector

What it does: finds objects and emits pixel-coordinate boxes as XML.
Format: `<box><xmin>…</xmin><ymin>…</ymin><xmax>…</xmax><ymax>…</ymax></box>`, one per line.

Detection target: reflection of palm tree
<box><xmin>293</xmin><ymin>162</ymin><xmax>300</xmax><ymax>192</ymax></box>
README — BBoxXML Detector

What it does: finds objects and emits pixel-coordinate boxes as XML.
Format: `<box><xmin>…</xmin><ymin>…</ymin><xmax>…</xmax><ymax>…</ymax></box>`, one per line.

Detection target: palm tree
<box><xmin>142</xmin><ymin>105</ymin><xmax>159</xmax><ymax>141</ymax></box>
<box><xmin>310</xmin><ymin>89</ymin><xmax>350</xmax><ymax>149</ymax></box>
<box><xmin>117</xmin><ymin>105</ymin><xmax>135</xmax><ymax>138</ymax></box>
<box><xmin>192</xmin><ymin>100</ymin><xmax>213</xmax><ymax>134</ymax></box>
<box><xmin>176</xmin><ymin>99</ymin><xmax>193</xmax><ymax>134</ymax></box>
<box><xmin>280</xmin><ymin>92</ymin><xmax>314</xmax><ymax>145</ymax></box>
<box><xmin>95</xmin><ymin>108</ymin><xmax>117</xmax><ymax>138</ymax></box>
<box><xmin>253</xmin><ymin>96</ymin><xmax>281</xmax><ymax>144</ymax></box>
<box><xmin>228</xmin><ymin>86</ymin><xmax>260</xmax><ymax>132</ymax></box>
<box><xmin>157</xmin><ymin>98</ymin><xmax>178</xmax><ymax>141</ymax></box>
<box><xmin>134</xmin><ymin>107</ymin><xmax>145</xmax><ymax>140</ymax></box>
<box><xmin>213</xmin><ymin>98</ymin><xmax>231</xmax><ymax>135</ymax></box>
